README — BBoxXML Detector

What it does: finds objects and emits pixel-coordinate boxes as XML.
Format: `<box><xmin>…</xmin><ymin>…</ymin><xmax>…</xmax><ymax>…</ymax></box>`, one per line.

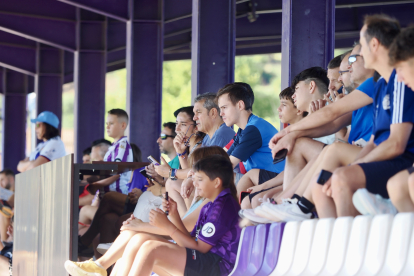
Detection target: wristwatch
<box><xmin>170</xmin><ymin>168</ymin><xmax>178</xmax><ymax>181</ymax></box>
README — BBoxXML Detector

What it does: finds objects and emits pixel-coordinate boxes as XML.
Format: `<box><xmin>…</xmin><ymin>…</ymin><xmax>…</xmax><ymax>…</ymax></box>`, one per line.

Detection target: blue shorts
<box><xmin>358</xmin><ymin>152</ymin><xmax>414</xmax><ymax>198</ymax></box>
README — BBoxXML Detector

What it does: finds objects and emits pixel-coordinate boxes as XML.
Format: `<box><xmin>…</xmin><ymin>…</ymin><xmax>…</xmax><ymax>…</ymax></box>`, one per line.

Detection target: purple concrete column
<box><xmin>36</xmin><ymin>43</ymin><xmax>64</xmax><ymax>130</ymax></box>
<box><xmin>281</xmin><ymin>0</ymin><xmax>335</xmax><ymax>89</ymax></box>
<box><xmin>73</xmin><ymin>9</ymin><xmax>107</xmax><ymax>162</ymax></box>
<box><xmin>191</xmin><ymin>0</ymin><xmax>236</xmax><ymax>99</ymax></box>
<box><xmin>2</xmin><ymin>69</ymin><xmax>27</xmax><ymax>172</ymax></box>
<box><xmin>126</xmin><ymin>0</ymin><xmax>163</xmax><ymax>159</ymax></box>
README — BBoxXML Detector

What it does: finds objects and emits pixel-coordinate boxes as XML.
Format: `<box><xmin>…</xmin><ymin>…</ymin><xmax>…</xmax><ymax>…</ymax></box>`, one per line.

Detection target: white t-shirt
<box><xmin>29</xmin><ymin>136</ymin><xmax>66</xmax><ymax>161</ymax></box>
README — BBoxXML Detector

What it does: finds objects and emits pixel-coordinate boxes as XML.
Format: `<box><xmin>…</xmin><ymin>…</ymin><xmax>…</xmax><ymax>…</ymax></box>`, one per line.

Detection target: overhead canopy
<box><xmin>0</xmin><ymin>0</ymin><xmax>414</xmax><ymax>92</ymax></box>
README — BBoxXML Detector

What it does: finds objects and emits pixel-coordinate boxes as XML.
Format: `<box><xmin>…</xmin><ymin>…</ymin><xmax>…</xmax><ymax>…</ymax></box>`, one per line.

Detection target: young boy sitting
<box><xmin>239</xmin><ymin>87</ymin><xmax>304</xmax><ymax>210</ymax></box>
<box><xmin>88</xmin><ymin>109</ymin><xmax>134</xmax><ymax>195</ymax></box>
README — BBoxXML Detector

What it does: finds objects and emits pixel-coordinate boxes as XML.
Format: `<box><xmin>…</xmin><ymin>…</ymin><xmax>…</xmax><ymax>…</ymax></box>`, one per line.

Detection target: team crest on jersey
<box><xmin>120</xmin><ymin>144</ymin><xmax>125</xmax><ymax>149</ymax></box>
<box><xmin>382</xmin><ymin>94</ymin><xmax>390</xmax><ymax>110</ymax></box>
<box><xmin>202</xmin><ymin>222</ymin><xmax>216</xmax><ymax>237</ymax></box>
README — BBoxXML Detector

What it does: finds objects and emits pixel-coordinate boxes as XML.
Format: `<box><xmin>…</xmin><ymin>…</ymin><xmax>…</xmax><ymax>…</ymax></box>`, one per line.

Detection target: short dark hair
<box><xmin>130</xmin><ymin>143</ymin><xmax>142</xmax><ymax>162</ymax></box>
<box><xmin>327</xmin><ymin>55</ymin><xmax>343</xmax><ymax>69</ymax></box>
<box><xmin>174</xmin><ymin>106</ymin><xmax>195</xmax><ymax>123</ymax></box>
<box><xmin>279</xmin><ymin>87</ymin><xmax>295</xmax><ymax>105</ymax></box>
<box><xmin>108</xmin><ymin>108</ymin><xmax>129</xmax><ymax>124</ymax></box>
<box><xmin>291</xmin><ymin>67</ymin><xmax>329</xmax><ymax>95</ymax></box>
<box><xmin>216</xmin><ymin>82</ymin><xmax>254</xmax><ymax>111</ymax></box>
<box><xmin>389</xmin><ymin>26</ymin><xmax>414</xmax><ymax>65</ymax></box>
<box><xmin>364</xmin><ymin>14</ymin><xmax>400</xmax><ymax>49</ymax></box>
<box><xmin>0</xmin><ymin>169</ymin><xmax>14</xmax><ymax>177</ymax></box>
<box><xmin>83</xmin><ymin>147</ymin><xmax>92</xmax><ymax>156</ymax></box>
<box><xmin>193</xmin><ymin>155</ymin><xmax>238</xmax><ymax>202</ymax></box>
<box><xmin>163</xmin><ymin>122</ymin><xmax>177</xmax><ymax>136</ymax></box>
<box><xmin>91</xmin><ymin>138</ymin><xmax>112</xmax><ymax>147</ymax></box>
<box><xmin>43</xmin><ymin>122</ymin><xmax>60</xmax><ymax>140</ymax></box>
<box><xmin>194</xmin><ymin>92</ymin><xmax>220</xmax><ymax>114</ymax></box>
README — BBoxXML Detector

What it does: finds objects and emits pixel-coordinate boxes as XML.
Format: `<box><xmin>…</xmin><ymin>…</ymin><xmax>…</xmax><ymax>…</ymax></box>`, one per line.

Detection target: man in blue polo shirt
<box><xmin>216</xmin><ymin>82</ymin><xmax>284</xmax><ymax>187</ymax></box>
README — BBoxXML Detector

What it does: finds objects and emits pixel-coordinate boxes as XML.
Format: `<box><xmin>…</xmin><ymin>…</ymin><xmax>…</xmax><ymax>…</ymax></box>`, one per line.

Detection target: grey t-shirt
<box><xmin>202</xmin><ymin>123</ymin><xmax>235</xmax><ymax>148</ymax></box>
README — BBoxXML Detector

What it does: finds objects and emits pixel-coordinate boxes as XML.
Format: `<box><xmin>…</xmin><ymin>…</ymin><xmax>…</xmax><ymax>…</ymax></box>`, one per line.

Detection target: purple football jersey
<box><xmin>191</xmin><ymin>188</ymin><xmax>241</xmax><ymax>275</ymax></box>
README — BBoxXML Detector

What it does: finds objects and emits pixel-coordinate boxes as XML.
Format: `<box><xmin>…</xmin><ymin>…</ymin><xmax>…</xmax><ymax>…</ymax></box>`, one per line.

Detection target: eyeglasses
<box><xmin>339</xmin><ymin>70</ymin><xmax>350</xmax><ymax>76</ymax></box>
<box><xmin>348</xmin><ymin>54</ymin><xmax>361</xmax><ymax>65</ymax></box>
<box><xmin>160</xmin><ymin>134</ymin><xmax>175</xmax><ymax>140</ymax></box>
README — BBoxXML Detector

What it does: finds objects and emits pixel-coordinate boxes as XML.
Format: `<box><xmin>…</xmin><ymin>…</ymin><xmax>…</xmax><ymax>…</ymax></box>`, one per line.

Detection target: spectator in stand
<box><xmin>178</xmin><ymin>93</ymin><xmax>235</xmax><ymax>211</ymax></box>
<box><xmin>0</xmin><ymin>170</ymin><xmax>14</xmax><ymax>250</ymax></box>
<box><xmin>0</xmin><ymin>170</ymin><xmax>14</xmax><ymax>194</ymax></box>
<box><xmin>327</xmin><ymin>54</ymin><xmax>344</xmax><ymax>94</ymax></box>
<box><xmin>195</xmin><ymin>93</ymin><xmax>235</xmax><ymax>147</ymax></box>
<box><xmin>82</xmin><ymin>147</ymin><xmax>91</xmax><ymax>164</ymax></box>
<box><xmin>261</xmin><ymin>41</ymin><xmax>375</xmax><ymax>221</ymax></box>
<box><xmin>239</xmin><ymin>87</ymin><xmax>304</xmax><ymax>212</ymax></box>
<box><xmin>356</xmin><ymin>25</ymin><xmax>414</xmax><ymax>215</ymax></box>
<box><xmin>266</xmin><ymin>43</ymin><xmax>374</xmax><ymax>207</ymax></box>
<box><xmin>265</xmin><ymin>14</ymin><xmax>414</xmax><ymax>221</ymax></box>
<box><xmin>78</xmin><ymin>123</ymin><xmax>179</xmax><ymax>257</ymax></box>
<box><xmin>216</xmin><ymin>82</ymin><xmax>285</xmax><ymax>190</ymax></box>
<box><xmin>154</xmin><ymin>107</ymin><xmax>205</xmax><ymax>216</ymax></box>
<box><xmin>0</xmin><ymin>216</ymin><xmax>13</xmax><ymax>276</ymax></box>
<box><xmin>79</xmin><ymin>139</ymin><xmax>111</xmax><ymax>207</ymax></box>
<box><xmin>87</xmin><ymin>109</ymin><xmax>134</xmax><ymax>195</ymax></box>
<box><xmin>64</xmin><ymin>147</ymin><xmax>231</xmax><ymax>276</ymax></box>
<box><xmin>17</xmin><ymin>111</ymin><xmax>66</xmax><ymax>172</ymax></box>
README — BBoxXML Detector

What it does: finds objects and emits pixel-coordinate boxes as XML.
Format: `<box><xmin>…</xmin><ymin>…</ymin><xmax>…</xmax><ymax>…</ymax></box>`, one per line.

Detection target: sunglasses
<box><xmin>339</xmin><ymin>70</ymin><xmax>350</xmax><ymax>76</ymax></box>
<box><xmin>348</xmin><ymin>54</ymin><xmax>361</xmax><ymax>65</ymax></box>
<box><xmin>160</xmin><ymin>134</ymin><xmax>175</xmax><ymax>140</ymax></box>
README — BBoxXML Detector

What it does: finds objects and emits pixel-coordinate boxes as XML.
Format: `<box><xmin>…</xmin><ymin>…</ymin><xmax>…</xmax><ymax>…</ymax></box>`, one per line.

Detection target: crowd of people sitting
<box><xmin>2</xmin><ymin>13</ymin><xmax>414</xmax><ymax>276</ymax></box>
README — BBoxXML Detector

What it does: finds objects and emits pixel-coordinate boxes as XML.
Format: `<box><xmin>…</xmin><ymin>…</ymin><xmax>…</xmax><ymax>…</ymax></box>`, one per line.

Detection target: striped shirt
<box><xmin>104</xmin><ymin>136</ymin><xmax>133</xmax><ymax>194</ymax></box>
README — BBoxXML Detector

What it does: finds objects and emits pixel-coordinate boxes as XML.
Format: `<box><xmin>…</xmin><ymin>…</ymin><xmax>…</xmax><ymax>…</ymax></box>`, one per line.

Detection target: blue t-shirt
<box><xmin>360</xmin><ymin>70</ymin><xmax>414</xmax><ymax>153</ymax></box>
<box><xmin>227</xmin><ymin>114</ymin><xmax>285</xmax><ymax>173</ymax></box>
<box><xmin>348</xmin><ymin>77</ymin><xmax>375</xmax><ymax>143</ymax></box>
<box><xmin>202</xmin><ymin>123</ymin><xmax>235</xmax><ymax>148</ymax></box>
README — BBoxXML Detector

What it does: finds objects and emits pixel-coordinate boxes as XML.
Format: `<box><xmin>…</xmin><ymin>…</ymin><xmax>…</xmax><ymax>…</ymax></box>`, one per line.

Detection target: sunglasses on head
<box><xmin>160</xmin><ymin>133</ymin><xmax>175</xmax><ymax>140</ymax></box>
<box><xmin>348</xmin><ymin>54</ymin><xmax>361</xmax><ymax>65</ymax></box>
<box><xmin>339</xmin><ymin>70</ymin><xmax>350</xmax><ymax>76</ymax></box>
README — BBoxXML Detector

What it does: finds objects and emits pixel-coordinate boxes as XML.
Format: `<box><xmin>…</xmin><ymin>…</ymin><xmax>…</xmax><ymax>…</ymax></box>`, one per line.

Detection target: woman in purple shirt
<box><xmin>122</xmin><ymin>155</ymin><xmax>241</xmax><ymax>276</ymax></box>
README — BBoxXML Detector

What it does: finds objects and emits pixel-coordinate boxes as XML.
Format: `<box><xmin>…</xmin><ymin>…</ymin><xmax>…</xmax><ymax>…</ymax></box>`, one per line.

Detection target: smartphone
<box><xmin>273</xmin><ymin>148</ymin><xmax>288</xmax><ymax>164</ymax></box>
<box><xmin>239</xmin><ymin>191</ymin><xmax>251</xmax><ymax>205</ymax></box>
<box><xmin>147</xmin><ymin>155</ymin><xmax>160</xmax><ymax>166</ymax></box>
<box><xmin>317</xmin><ymin>170</ymin><xmax>332</xmax><ymax>185</ymax></box>
<box><xmin>165</xmin><ymin>192</ymin><xmax>169</xmax><ymax>215</ymax></box>
<box><xmin>139</xmin><ymin>169</ymin><xmax>154</xmax><ymax>180</ymax></box>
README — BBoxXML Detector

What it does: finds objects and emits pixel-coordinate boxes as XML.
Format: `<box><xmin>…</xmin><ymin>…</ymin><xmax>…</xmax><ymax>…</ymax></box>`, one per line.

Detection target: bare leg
<box><xmin>310</xmin><ymin>176</ymin><xmax>337</xmax><ymax>218</ymax></box>
<box><xmin>165</xmin><ymin>179</ymin><xmax>186</xmax><ymax>216</ymax></box>
<box><xmin>128</xmin><ymin>240</ymin><xmax>186</xmax><ymax>276</ymax></box>
<box><xmin>236</xmin><ymin>169</ymin><xmax>260</xmax><ymax>196</ymax></box>
<box><xmin>409</xmin><ymin>172</ymin><xmax>414</xmax><ymax>206</ymax></box>
<box><xmin>116</xmin><ymin>233</ymin><xmax>170</xmax><ymax>276</ymax></box>
<box><xmin>0</xmin><ymin>216</ymin><xmax>10</xmax><ymax>244</ymax></box>
<box><xmin>283</xmin><ymin>138</ymin><xmax>324</xmax><ymax>188</ymax></box>
<box><xmin>331</xmin><ymin>165</ymin><xmax>366</xmax><ymax>217</ymax></box>
<box><xmin>97</xmin><ymin>230</ymin><xmax>139</xmax><ymax>269</ymax></box>
<box><xmin>78</xmin><ymin>205</ymin><xmax>98</xmax><ymax>234</ymax></box>
<box><xmin>388</xmin><ymin>170</ymin><xmax>414</xmax><ymax>212</ymax></box>
<box><xmin>0</xmin><ymin>256</ymin><xmax>10</xmax><ymax>276</ymax></box>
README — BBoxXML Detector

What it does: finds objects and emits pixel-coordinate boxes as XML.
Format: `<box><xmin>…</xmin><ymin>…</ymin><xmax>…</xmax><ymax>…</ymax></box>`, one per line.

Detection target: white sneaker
<box><xmin>238</xmin><ymin>209</ymin><xmax>273</xmax><ymax>224</ymax></box>
<box><xmin>261</xmin><ymin>198</ymin><xmax>311</xmax><ymax>221</ymax></box>
<box><xmin>254</xmin><ymin>204</ymin><xmax>280</xmax><ymax>222</ymax></box>
<box><xmin>96</xmin><ymin>243</ymin><xmax>112</xmax><ymax>255</ymax></box>
<box><xmin>353</xmin><ymin>188</ymin><xmax>397</xmax><ymax>215</ymax></box>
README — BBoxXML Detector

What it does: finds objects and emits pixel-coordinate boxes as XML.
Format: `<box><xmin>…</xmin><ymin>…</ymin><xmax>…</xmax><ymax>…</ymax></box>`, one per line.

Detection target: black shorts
<box><xmin>359</xmin><ymin>152</ymin><xmax>414</xmax><ymax>198</ymax></box>
<box><xmin>408</xmin><ymin>166</ymin><xmax>414</xmax><ymax>174</ymax></box>
<box><xmin>184</xmin><ymin>248</ymin><xmax>222</xmax><ymax>276</ymax></box>
<box><xmin>258</xmin><ymin>169</ymin><xmax>279</xmax><ymax>185</ymax></box>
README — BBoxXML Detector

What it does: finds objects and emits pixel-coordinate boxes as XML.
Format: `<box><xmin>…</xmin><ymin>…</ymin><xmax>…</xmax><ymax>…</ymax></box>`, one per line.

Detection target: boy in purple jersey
<box><xmin>89</xmin><ymin>109</ymin><xmax>134</xmax><ymax>195</ymax></box>
<box><xmin>115</xmin><ymin>155</ymin><xmax>240</xmax><ymax>276</ymax></box>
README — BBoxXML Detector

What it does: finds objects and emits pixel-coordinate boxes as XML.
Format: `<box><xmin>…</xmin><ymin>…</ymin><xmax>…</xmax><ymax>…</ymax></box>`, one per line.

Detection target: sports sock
<box><xmin>291</xmin><ymin>194</ymin><xmax>301</xmax><ymax>201</ymax></box>
<box><xmin>297</xmin><ymin>197</ymin><xmax>315</xmax><ymax>214</ymax></box>
<box><xmin>94</xmin><ymin>261</ymin><xmax>104</xmax><ymax>269</ymax></box>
